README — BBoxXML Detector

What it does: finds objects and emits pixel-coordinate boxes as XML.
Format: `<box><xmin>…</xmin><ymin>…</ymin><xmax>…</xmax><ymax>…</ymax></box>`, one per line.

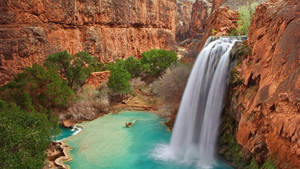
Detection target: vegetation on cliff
<box><xmin>218</xmin><ymin>42</ymin><xmax>277</xmax><ymax>169</ymax></box>
<box><xmin>44</xmin><ymin>51</ymin><xmax>100</xmax><ymax>90</ymax></box>
<box><xmin>230</xmin><ymin>3</ymin><xmax>258</xmax><ymax>35</ymax></box>
<box><xmin>0</xmin><ymin>63</ymin><xmax>74</xmax><ymax>114</ymax></box>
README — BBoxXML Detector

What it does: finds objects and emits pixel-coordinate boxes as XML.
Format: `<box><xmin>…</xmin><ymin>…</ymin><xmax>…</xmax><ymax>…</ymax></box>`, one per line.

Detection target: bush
<box><xmin>108</xmin><ymin>59</ymin><xmax>132</xmax><ymax>94</ymax></box>
<box><xmin>65</xmin><ymin>85</ymin><xmax>110</xmax><ymax>121</ymax></box>
<box><xmin>141</xmin><ymin>49</ymin><xmax>177</xmax><ymax>77</ymax></box>
<box><xmin>211</xmin><ymin>29</ymin><xmax>217</xmax><ymax>35</ymax></box>
<box><xmin>124</xmin><ymin>56</ymin><xmax>142</xmax><ymax>78</ymax></box>
<box><xmin>44</xmin><ymin>51</ymin><xmax>101</xmax><ymax>90</ymax></box>
<box><xmin>151</xmin><ymin>63</ymin><xmax>191</xmax><ymax>116</ymax></box>
<box><xmin>0</xmin><ymin>63</ymin><xmax>74</xmax><ymax>113</ymax></box>
<box><xmin>239</xmin><ymin>3</ymin><xmax>258</xmax><ymax>34</ymax></box>
<box><xmin>0</xmin><ymin>100</ymin><xmax>53</xmax><ymax>169</ymax></box>
<box><xmin>231</xmin><ymin>2</ymin><xmax>259</xmax><ymax>35</ymax></box>
<box><xmin>151</xmin><ymin>63</ymin><xmax>191</xmax><ymax>103</ymax></box>
<box><xmin>130</xmin><ymin>77</ymin><xmax>146</xmax><ymax>91</ymax></box>
<box><xmin>261</xmin><ymin>158</ymin><xmax>276</xmax><ymax>169</ymax></box>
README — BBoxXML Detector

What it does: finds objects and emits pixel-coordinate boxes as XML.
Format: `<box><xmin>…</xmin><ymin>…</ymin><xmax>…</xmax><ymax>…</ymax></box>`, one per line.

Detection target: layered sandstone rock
<box><xmin>176</xmin><ymin>0</ymin><xmax>196</xmax><ymax>41</ymax></box>
<box><xmin>181</xmin><ymin>5</ymin><xmax>238</xmax><ymax>58</ymax></box>
<box><xmin>0</xmin><ymin>0</ymin><xmax>177</xmax><ymax>85</ymax></box>
<box><xmin>84</xmin><ymin>71</ymin><xmax>110</xmax><ymax>88</ymax></box>
<box><xmin>234</xmin><ymin>0</ymin><xmax>300</xmax><ymax>167</ymax></box>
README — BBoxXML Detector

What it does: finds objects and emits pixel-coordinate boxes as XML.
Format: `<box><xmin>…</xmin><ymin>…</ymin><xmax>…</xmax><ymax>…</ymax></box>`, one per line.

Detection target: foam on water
<box><xmin>52</xmin><ymin>126</ymin><xmax>82</xmax><ymax>142</ymax></box>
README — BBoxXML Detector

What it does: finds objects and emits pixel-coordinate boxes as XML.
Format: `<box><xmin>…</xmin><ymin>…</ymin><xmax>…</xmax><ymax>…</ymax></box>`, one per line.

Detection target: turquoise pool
<box><xmin>64</xmin><ymin>111</ymin><xmax>232</xmax><ymax>169</ymax></box>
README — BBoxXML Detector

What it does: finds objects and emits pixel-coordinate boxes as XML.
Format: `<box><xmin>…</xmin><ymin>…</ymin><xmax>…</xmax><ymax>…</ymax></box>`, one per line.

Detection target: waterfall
<box><xmin>153</xmin><ymin>36</ymin><xmax>245</xmax><ymax>168</ymax></box>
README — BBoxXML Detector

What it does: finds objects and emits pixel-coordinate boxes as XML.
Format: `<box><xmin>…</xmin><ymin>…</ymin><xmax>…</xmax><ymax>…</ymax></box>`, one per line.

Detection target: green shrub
<box><xmin>229</xmin><ymin>28</ymin><xmax>238</xmax><ymax>36</ymax></box>
<box><xmin>108</xmin><ymin>59</ymin><xmax>131</xmax><ymax>94</ymax></box>
<box><xmin>248</xmin><ymin>159</ymin><xmax>259</xmax><ymax>169</ymax></box>
<box><xmin>235</xmin><ymin>2</ymin><xmax>259</xmax><ymax>35</ymax></box>
<box><xmin>211</xmin><ymin>29</ymin><xmax>217</xmax><ymax>35</ymax></box>
<box><xmin>124</xmin><ymin>56</ymin><xmax>142</xmax><ymax>77</ymax></box>
<box><xmin>237</xmin><ymin>6</ymin><xmax>252</xmax><ymax>35</ymax></box>
<box><xmin>0</xmin><ymin>100</ymin><xmax>53</xmax><ymax>169</ymax></box>
<box><xmin>141</xmin><ymin>49</ymin><xmax>177</xmax><ymax>77</ymax></box>
<box><xmin>261</xmin><ymin>158</ymin><xmax>276</xmax><ymax>169</ymax></box>
<box><xmin>44</xmin><ymin>51</ymin><xmax>100</xmax><ymax>90</ymax></box>
<box><xmin>229</xmin><ymin>68</ymin><xmax>244</xmax><ymax>87</ymax></box>
<box><xmin>0</xmin><ymin>63</ymin><xmax>74</xmax><ymax>113</ymax></box>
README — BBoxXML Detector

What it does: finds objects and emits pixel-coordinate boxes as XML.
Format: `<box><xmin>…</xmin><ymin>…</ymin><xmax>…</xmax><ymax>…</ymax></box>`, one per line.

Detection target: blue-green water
<box><xmin>52</xmin><ymin>126</ymin><xmax>82</xmax><ymax>141</ymax></box>
<box><xmin>64</xmin><ymin>111</ymin><xmax>232</xmax><ymax>169</ymax></box>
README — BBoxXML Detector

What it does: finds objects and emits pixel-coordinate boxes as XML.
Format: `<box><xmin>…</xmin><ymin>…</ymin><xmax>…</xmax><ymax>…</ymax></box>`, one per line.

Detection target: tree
<box><xmin>0</xmin><ymin>100</ymin><xmax>53</xmax><ymax>169</ymax></box>
<box><xmin>124</xmin><ymin>56</ymin><xmax>142</xmax><ymax>78</ymax></box>
<box><xmin>0</xmin><ymin>63</ymin><xmax>74</xmax><ymax>113</ymax></box>
<box><xmin>141</xmin><ymin>49</ymin><xmax>177</xmax><ymax>77</ymax></box>
<box><xmin>44</xmin><ymin>51</ymin><xmax>100</xmax><ymax>90</ymax></box>
<box><xmin>107</xmin><ymin>59</ymin><xmax>131</xmax><ymax>94</ymax></box>
<box><xmin>234</xmin><ymin>2</ymin><xmax>259</xmax><ymax>35</ymax></box>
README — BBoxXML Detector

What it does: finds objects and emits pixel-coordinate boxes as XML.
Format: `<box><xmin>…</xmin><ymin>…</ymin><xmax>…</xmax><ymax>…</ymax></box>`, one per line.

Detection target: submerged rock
<box><xmin>125</xmin><ymin>120</ymin><xmax>136</xmax><ymax>128</ymax></box>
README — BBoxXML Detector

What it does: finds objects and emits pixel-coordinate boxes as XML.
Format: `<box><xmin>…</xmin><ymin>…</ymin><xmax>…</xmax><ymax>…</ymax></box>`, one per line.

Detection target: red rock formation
<box><xmin>235</xmin><ymin>0</ymin><xmax>300</xmax><ymax>167</ymax></box>
<box><xmin>84</xmin><ymin>71</ymin><xmax>110</xmax><ymax>88</ymax></box>
<box><xmin>176</xmin><ymin>0</ymin><xmax>196</xmax><ymax>41</ymax></box>
<box><xmin>189</xmin><ymin>0</ymin><xmax>226</xmax><ymax>38</ymax></box>
<box><xmin>201</xmin><ymin>6</ymin><xmax>238</xmax><ymax>40</ymax></box>
<box><xmin>0</xmin><ymin>0</ymin><xmax>177</xmax><ymax>85</ymax></box>
<box><xmin>177</xmin><ymin>0</ymin><xmax>238</xmax><ymax>58</ymax></box>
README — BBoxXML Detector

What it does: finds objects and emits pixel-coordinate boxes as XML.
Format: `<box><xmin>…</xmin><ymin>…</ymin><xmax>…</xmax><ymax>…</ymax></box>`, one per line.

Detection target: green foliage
<box><xmin>108</xmin><ymin>59</ymin><xmax>131</xmax><ymax>94</ymax></box>
<box><xmin>124</xmin><ymin>56</ymin><xmax>142</xmax><ymax>78</ymax></box>
<box><xmin>45</xmin><ymin>51</ymin><xmax>100</xmax><ymax>90</ymax></box>
<box><xmin>232</xmin><ymin>2</ymin><xmax>259</xmax><ymax>35</ymax></box>
<box><xmin>211</xmin><ymin>29</ymin><xmax>217</xmax><ymax>35</ymax></box>
<box><xmin>141</xmin><ymin>49</ymin><xmax>177</xmax><ymax>77</ymax></box>
<box><xmin>248</xmin><ymin>159</ymin><xmax>259</xmax><ymax>169</ymax></box>
<box><xmin>106</xmin><ymin>49</ymin><xmax>177</xmax><ymax>93</ymax></box>
<box><xmin>229</xmin><ymin>68</ymin><xmax>244</xmax><ymax>87</ymax></box>
<box><xmin>261</xmin><ymin>158</ymin><xmax>277</xmax><ymax>169</ymax></box>
<box><xmin>229</xmin><ymin>28</ymin><xmax>238</xmax><ymax>36</ymax></box>
<box><xmin>0</xmin><ymin>63</ymin><xmax>74</xmax><ymax>112</ymax></box>
<box><xmin>237</xmin><ymin>6</ymin><xmax>252</xmax><ymax>35</ymax></box>
<box><xmin>0</xmin><ymin>100</ymin><xmax>53</xmax><ymax>169</ymax></box>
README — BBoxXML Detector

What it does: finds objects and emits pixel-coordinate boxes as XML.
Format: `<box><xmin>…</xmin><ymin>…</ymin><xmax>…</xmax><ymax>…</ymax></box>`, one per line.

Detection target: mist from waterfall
<box><xmin>153</xmin><ymin>36</ymin><xmax>245</xmax><ymax>168</ymax></box>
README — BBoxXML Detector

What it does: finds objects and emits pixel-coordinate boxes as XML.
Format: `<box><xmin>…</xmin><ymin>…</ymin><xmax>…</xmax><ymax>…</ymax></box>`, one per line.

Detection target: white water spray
<box><xmin>153</xmin><ymin>36</ymin><xmax>245</xmax><ymax>168</ymax></box>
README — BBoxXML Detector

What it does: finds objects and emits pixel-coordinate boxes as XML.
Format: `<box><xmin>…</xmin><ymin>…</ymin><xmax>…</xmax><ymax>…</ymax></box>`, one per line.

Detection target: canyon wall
<box><xmin>0</xmin><ymin>0</ymin><xmax>241</xmax><ymax>85</ymax></box>
<box><xmin>224</xmin><ymin>0</ymin><xmax>300</xmax><ymax>168</ymax></box>
<box><xmin>0</xmin><ymin>0</ymin><xmax>177</xmax><ymax>85</ymax></box>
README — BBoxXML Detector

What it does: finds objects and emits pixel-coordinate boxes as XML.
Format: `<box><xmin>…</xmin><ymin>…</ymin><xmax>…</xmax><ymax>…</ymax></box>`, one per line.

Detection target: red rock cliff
<box><xmin>0</xmin><ymin>0</ymin><xmax>177</xmax><ymax>85</ymax></box>
<box><xmin>235</xmin><ymin>0</ymin><xmax>300</xmax><ymax>167</ymax></box>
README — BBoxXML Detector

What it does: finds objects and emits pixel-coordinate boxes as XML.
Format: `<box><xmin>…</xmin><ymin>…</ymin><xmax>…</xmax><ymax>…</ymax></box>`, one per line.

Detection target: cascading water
<box><xmin>153</xmin><ymin>36</ymin><xmax>246</xmax><ymax>168</ymax></box>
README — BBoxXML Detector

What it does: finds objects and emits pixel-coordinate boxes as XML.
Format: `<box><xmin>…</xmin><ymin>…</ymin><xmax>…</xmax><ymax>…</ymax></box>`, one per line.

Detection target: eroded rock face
<box><xmin>235</xmin><ymin>0</ymin><xmax>300</xmax><ymax>167</ymax></box>
<box><xmin>0</xmin><ymin>0</ymin><xmax>177</xmax><ymax>85</ymax></box>
<box><xmin>176</xmin><ymin>0</ymin><xmax>196</xmax><ymax>41</ymax></box>
<box><xmin>84</xmin><ymin>71</ymin><xmax>110</xmax><ymax>88</ymax></box>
